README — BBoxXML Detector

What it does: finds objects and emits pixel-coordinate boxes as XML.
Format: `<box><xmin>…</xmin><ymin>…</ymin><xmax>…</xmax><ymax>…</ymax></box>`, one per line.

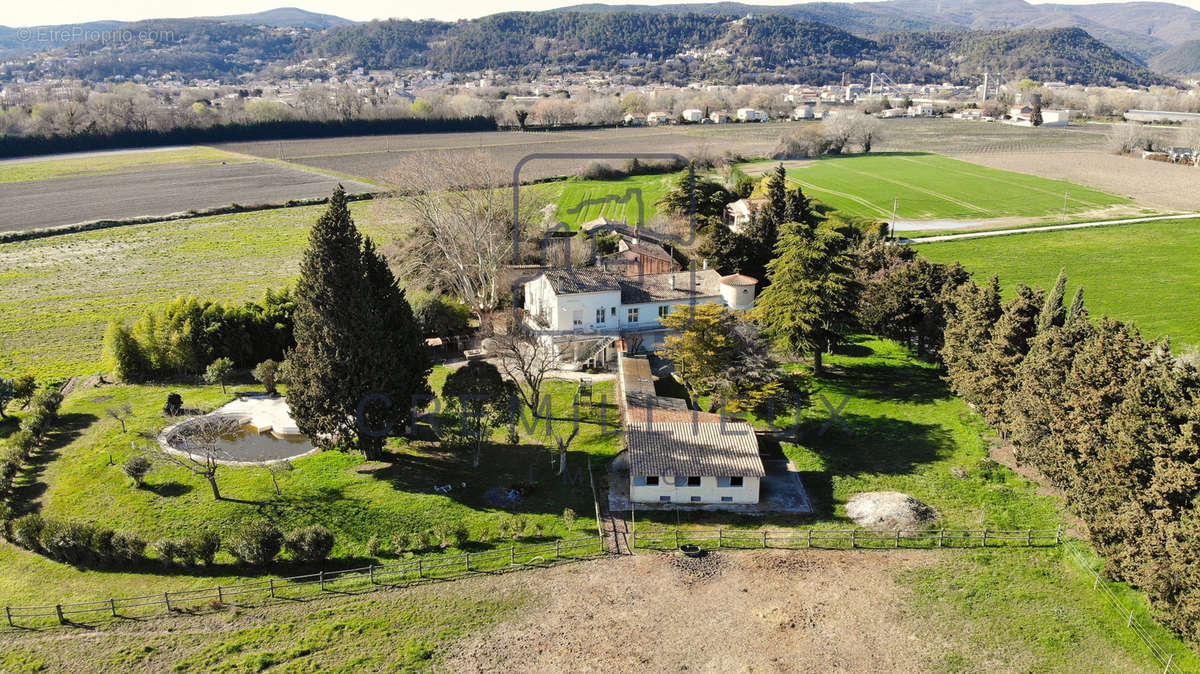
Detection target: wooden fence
<box><xmin>1063</xmin><ymin>543</ymin><xmax>1184</xmax><ymax>674</ymax></box>
<box><xmin>631</xmin><ymin>527</ymin><xmax>1064</xmax><ymax>551</ymax></box>
<box><xmin>2</xmin><ymin>537</ymin><xmax>605</xmax><ymax>629</ymax></box>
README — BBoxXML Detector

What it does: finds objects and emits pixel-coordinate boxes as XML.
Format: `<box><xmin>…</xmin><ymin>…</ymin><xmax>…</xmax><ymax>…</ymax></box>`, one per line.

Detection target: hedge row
<box><xmin>3</xmin><ymin>516</ymin><xmax>334</xmax><ymax>570</ymax></box>
<box><xmin>0</xmin><ymin>389</ymin><xmax>64</xmax><ymax>516</ymax></box>
<box><xmin>0</xmin><ymin>116</ymin><xmax>497</xmax><ymax>159</ymax></box>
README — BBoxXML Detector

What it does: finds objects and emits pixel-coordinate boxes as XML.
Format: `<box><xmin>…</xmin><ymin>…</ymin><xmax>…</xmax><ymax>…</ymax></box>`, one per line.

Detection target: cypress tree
<box><xmin>1036</xmin><ymin>268</ymin><xmax>1068</xmax><ymax>334</ymax></box>
<box><xmin>287</xmin><ymin>187</ymin><xmax>431</xmax><ymax>461</ymax></box>
<box><xmin>973</xmin><ymin>284</ymin><xmax>1044</xmax><ymax>426</ymax></box>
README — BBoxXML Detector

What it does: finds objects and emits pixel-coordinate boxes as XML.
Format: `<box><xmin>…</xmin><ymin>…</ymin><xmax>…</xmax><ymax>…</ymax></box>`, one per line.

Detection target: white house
<box><xmin>647</xmin><ymin>110</ymin><xmax>672</xmax><ymax>125</ymax></box>
<box><xmin>907</xmin><ymin>103</ymin><xmax>935</xmax><ymax>117</ymax></box>
<box><xmin>681</xmin><ymin>108</ymin><xmax>705</xmax><ymax>122</ymax></box>
<box><xmin>725</xmin><ymin>197</ymin><xmax>767</xmax><ymax>234</ymax></box>
<box><xmin>791</xmin><ymin>105</ymin><xmax>814</xmax><ymax>120</ymax></box>
<box><xmin>736</xmin><ymin>107</ymin><xmax>769</xmax><ymax>122</ymax></box>
<box><xmin>709</xmin><ymin>110</ymin><xmax>731</xmax><ymax>124</ymax></box>
<box><xmin>522</xmin><ymin>268</ymin><xmax>757</xmax><ymax>367</ymax></box>
<box><xmin>623</xmin><ymin>112</ymin><xmax>647</xmax><ymax>126</ymax></box>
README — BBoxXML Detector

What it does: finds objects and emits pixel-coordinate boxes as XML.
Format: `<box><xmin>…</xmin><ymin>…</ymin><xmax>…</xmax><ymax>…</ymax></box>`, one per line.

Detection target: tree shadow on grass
<box><xmin>144</xmin><ymin>481</ymin><xmax>193</xmax><ymax>498</ymax></box>
<box><xmin>818</xmin><ymin>360</ymin><xmax>947</xmax><ymax>405</ymax></box>
<box><xmin>798</xmin><ymin>413</ymin><xmax>956</xmax><ymax>477</ymax></box>
<box><xmin>11</xmin><ymin>412</ymin><xmax>97</xmax><ymax>515</ymax></box>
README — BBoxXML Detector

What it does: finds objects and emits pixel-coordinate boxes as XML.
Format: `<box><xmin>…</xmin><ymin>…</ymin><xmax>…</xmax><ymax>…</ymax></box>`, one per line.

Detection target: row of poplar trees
<box><xmin>942</xmin><ymin>269</ymin><xmax>1200</xmax><ymax>641</ymax></box>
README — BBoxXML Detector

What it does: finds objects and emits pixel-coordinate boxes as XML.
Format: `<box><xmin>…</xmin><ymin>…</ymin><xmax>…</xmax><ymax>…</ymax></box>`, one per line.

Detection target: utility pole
<box><xmin>892</xmin><ymin>197</ymin><xmax>899</xmax><ymax>231</ymax></box>
<box><xmin>981</xmin><ymin>72</ymin><xmax>990</xmax><ymax>104</ymax></box>
<box><xmin>1063</xmin><ymin>190</ymin><xmax>1070</xmax><ymax>222</ymax></box>
<box><xmin>869</xmin><ymin>73</ymin><xmax>876</xmax><ymax>96</ymax></box>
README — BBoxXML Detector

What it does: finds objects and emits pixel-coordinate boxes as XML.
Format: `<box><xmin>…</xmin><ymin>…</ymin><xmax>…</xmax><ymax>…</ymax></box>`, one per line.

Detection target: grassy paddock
<box><xmin>0</xmin><ymin>200</ymin><xmax>403</xmax><ymax>379</ymax></box>
<box><xmin>747</xmin><ymin>153</ymin><xmax>1129</xmax><ymax>221</ymax></box>
<box><xmin>917</xmin><ymin>219</ymin><xmax>1200</xmax><ymax>348</ymax></box>
<box><xmin>552</xmin><ymin>173</ymin><xmax>676</xmax><ymax>229</ymax></box>
<box><xmin>0</xmin><ymin>147</ymin><xmax>248</xmax><ymax>184</ymax></box>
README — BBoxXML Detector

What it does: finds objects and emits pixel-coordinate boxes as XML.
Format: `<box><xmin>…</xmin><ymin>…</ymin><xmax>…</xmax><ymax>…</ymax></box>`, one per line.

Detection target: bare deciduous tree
<box><xmin>387</xmin><ymin>151</ymin><xmax>549</xmax><ymax>318</ymax></box>
<box><xmin>155</xmin><ymin>414</ymin><xmax>243</xmax><ymax>500</ymax></box>
<box><xmin>106</xmin><ymin>403</ymin><xmax>134</xmax><ymax>433</ymax></box>
<box><xmin>482</xmin><ymin>312</ymin><xmax>568</xmax><ymax>418</ymax></box>
<box><xmin>553</xmin><ymin>426</ymin><xmax>579</xmax><ymax>476</ymax></box>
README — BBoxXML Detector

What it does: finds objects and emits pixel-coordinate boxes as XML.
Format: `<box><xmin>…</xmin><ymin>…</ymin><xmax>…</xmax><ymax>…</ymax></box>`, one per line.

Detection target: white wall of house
<box><xmin>630</xmin><ymin>474</ymin><xmax>761</xmax><ymax>504</ymax></box>
<box><xmin>524</xmin><ymin>277</ymin><xmax>620</xmax><ymax>331</ymax></box>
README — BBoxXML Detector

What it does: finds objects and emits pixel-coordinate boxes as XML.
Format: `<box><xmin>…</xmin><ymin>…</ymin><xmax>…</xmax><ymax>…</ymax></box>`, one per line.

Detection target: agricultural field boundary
<box><xmin>906</xmin><ymin>212</ymin><xmax>1200</xmax><ymax>243</ymax></box>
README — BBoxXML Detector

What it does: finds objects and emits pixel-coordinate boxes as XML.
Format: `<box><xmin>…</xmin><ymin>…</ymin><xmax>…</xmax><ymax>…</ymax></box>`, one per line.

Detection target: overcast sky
<box><xmin>6</xmin><ymin>0</ymin><xmax>1200</xmax><ymax>27</ymax></box>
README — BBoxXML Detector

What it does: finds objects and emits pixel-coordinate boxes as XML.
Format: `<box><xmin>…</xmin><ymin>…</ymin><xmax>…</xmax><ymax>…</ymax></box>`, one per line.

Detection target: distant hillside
<box><xmin>1150</xmin><ymin>40</ymin><xmax>1200</xmax><ymax>76</ymax></box>
<box><xmin>202</xmin><ymin>7</ymin><xmax>354</xmax><ymax>29</ymax></box>
<box><xmin>314</xmin><ymin>12</ymin><xmax>1172</xmax><ymax>86</ymax></box>
<box><xmin>558</xmin><ymin>0</ymin><xmax>1200</xmax><ymax>64</ymax></box>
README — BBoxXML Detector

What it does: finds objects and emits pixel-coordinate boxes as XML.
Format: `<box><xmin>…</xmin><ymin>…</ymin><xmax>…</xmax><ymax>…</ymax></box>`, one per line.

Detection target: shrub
<box><xmin>190</xmin><ymin>531</ymin><xmax>221</xmax><ymax>566</ymax></box>
<box><xmin>578</xmin><ymin>160</ymin><xmax>622</xmax><ymax>180</ymax></box>
<box><xmin>283</xmin><ymin>525</ymin><xmax>335</xmax><ymax>563</ymax></box>
<box><xmin>11</xmin><ymin>514</ymin><xmax>44</xmax><ymax>550</ymax></box>
<box><xmin>163</xmin><ymin>393</ymin><xmax>183</xmax><ymax>416</ymax></box>
<box><xmin>123</xmin><ymin>455</ymin><xmax>153</xmax><ymax>487</ymax></box>
<box><xmin>414</xmin><ymin>296</ymin><xmax>472</xmax><ymax>339</ymax></box>
<box><xmin>367</xmin><ymin>535</ymin><xmax>382</xmax><ymax>557</ymax></box>
<box><xmin>450</xmin><ymin>523</ymin><xmax>469</xmax><ymax>548</ymax></box>
<box><xmin>8</xmin><ymin>430</ymin><xmax>36</xmax><ymax>454</ymax></box>
<box><xmin>152</xmin><ymin>538</ymin><xmax>185</xmax><ymax>566</ymax></box>
<box><xmin>562</xmin><ymin>508</ymin><xmax>577</xmax><ymax>531</ymax></box>
<box><xmin>39</xmin><ymin>520</ymin><xmax>96</xmax><ymax>565</ymax></box>
<box><xmin>90</xmin><ymin>527</ymin><xmax>117</xmax><ymax>563</ymax></box>
<box><xmin>412</xmin><ymin>530</ymin><xmax>432</xmax><ymax>551</ymax></box>
<box><xmin>227</xmin><ymin>522</ymin><xmax>283</xmax><ymax>566</ymax></box>
<box><xmin>111</xmin><ymin>532</ymin><xmax>147</xmax><ymax>563</ymax></box>
<box><xmin>252</xmin><ymin>360</ymin><xmax>279</xmax><ymax>395</ymax></box>
<box><xmin>432</xmin><ymin>522</ymin><xmax>454</xmax><ymax>549</ymax></box>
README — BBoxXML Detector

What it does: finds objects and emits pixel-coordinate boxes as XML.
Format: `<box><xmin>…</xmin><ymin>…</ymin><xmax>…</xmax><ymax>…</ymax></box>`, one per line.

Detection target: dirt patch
<box><xmin>445</xmin><ymin>550</ymin><xmax>939</xmax><ymax>672</ymax></box>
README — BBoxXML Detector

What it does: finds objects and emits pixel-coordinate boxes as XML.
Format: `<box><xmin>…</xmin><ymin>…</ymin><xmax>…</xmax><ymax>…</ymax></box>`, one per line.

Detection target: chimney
<box><xmin>669</xmin><ymin>275</ymin><xmax>676</xmax><ymax>289</ymax></box>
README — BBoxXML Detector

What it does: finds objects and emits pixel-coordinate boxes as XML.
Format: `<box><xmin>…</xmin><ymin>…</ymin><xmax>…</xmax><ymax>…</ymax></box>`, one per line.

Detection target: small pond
<box><xmin>211</xmin><ymin>425</ymin><xmax>315</xmax><ymax>463</ymax></box>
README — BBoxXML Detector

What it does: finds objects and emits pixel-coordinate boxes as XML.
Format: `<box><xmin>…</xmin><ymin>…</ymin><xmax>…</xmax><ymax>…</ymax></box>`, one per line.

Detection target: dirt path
<box><xmin>445</xmin><ymin>549</ymin><xmax>938</xmax><ymax>672</ymax></box>
<box><xmin>905</xmin><ymin>212</ymin><xmax>1200</xmax><ymax>243</ymax></box>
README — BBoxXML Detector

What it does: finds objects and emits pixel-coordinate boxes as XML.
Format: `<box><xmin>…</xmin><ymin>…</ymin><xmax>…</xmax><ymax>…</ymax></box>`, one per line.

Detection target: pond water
<box><xmin>211</xmin><ymin>425</ymin><xmax>314</xmax><ymax>463</ymax></box>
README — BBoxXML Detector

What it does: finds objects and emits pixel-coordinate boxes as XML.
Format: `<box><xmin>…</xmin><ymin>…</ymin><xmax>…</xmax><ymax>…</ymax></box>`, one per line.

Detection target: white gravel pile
<box><xmin>846</xmin><ymin>491</ymin><xmax>939</xmax><ymax>531</ymax></box>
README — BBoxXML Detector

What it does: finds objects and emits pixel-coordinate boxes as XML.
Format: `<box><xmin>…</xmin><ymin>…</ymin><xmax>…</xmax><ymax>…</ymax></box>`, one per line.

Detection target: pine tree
<box><xmin>753</xmin><ymin>222</ymin><xmax>856</xmax><ymax>375</ymax></box>
<box><xmin>287</xmin><ymin>187</ymin><xmax>431</xmax><ymax>461</ymax></box>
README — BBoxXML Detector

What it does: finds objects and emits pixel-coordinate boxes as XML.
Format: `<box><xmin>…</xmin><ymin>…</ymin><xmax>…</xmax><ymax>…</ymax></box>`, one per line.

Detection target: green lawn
<box><xmin>552</xmin><ymin>173</ymin><xmax>676</xmax><ymax>228</ymax></box>
<box><xmin>0</xmin><ymin>370</ymin><xmax>615</xmax><ymax>607</ymax></box>
<box><xmin>0</xmin><ymin>147</ymin><xmax>249</xmax><ymax>184</ymax></box>
<box><xmin>757</xmin><ymin>153</ymin><xmax>1129</xmax><ymax>221</ymax></box>
<box><xmin>917</xmin><ymin>219</ymin><xmax>1200</xmax><ymax>348</ymax></box>
<box><xmin>0</xmin><ymin>200</ymin><xmax>404</xmax><ymax>381</ymax></box>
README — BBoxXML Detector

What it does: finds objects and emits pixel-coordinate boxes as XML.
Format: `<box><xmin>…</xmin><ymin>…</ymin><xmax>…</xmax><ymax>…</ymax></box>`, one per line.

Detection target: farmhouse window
<box><xmin>690</xmin><ymin>496</ymin><xmax>702</xmax><ymax>502</ymax></box>
<box><xmin>596</xmin><ymin>308</ymin><xmax>606</xmax><ymax>324</ymax></box>
<box><xmin>721</xmin><ymin>496</ymin><xmax>734</xmax><ymax>502</ymax></box>
<box><xmin>659</xmin><ymin>495</ymin><xmax>671</xmax><ymax>502</ymax></box>
<box><xmin>627</xmin><ymin>308</ymin><xmax>639</xmax><ymax>323</ymax></box>
<box><xmin>687</xmin><ymin>476</ymin><xmax>701</xmax><ymax>487</ymax></box>
<box><xmin>572</xmin><ymin>309</ymin><xmax>583</xmax><ymax>326</ymax></box>
<box><xmin>658</xmin><ymin>305</ymin><xmax>669</xmax><ymax>318</ymax></box>
<box><xmin>717</xmin><ymin>476</ymin><xmax>744</xmax><ymax>488</ymax></box>
<box><xmin>645</xmin><ymin>476</ymin><xmax>659</xmax><ymax>486</ymax></box>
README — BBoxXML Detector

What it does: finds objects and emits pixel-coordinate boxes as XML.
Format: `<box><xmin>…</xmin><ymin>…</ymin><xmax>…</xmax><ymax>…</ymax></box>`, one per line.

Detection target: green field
<box><xmin>0</xmin><ymin>201</ymin><xmax>404</xmax><ymax>380</ymax></box>
<box><xmin>763</xmin><ymin>153</ymin><xmax>1130</xmax><ymax>221</ymax></box>
<box><xmin>0</xmin><ymin>147</ymin><xmax>249</xmax><ymax>184</ymax></box>
<box><xmin>552</xmin><ymin>173</ymin><xmax>675</xmax><ymax>228</ymax></box>
<box><xmin>918</xmin><ymin>219</ymin><xmax>1200</xmax><ymax>348</ymax></box>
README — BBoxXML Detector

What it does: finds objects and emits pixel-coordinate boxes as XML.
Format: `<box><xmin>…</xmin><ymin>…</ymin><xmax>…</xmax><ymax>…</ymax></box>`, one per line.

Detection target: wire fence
<box><xmin>1063</xmin><ymin>543</ymin><xmax>1184</xmax><ymax>674</ymax></box>
<box><xmin>2</xmin><ymin>537</ymin><xmax>606</xmax><ymax>630</ymax></box>
<box><xmin>630</xmin><ymin>527</ymin><xmax>1064</xmax><ymax>551</ymax></box>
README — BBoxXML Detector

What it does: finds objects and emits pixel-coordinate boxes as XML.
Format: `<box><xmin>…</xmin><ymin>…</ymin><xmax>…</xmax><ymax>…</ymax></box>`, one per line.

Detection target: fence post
<box><xmin>217</xmin><ymin>586</ymin><xmax>223</xmax><ymax>603</ymax></box>
<box><xmin>269</xmin><ymin>578</ymin><xmax>275</xmax><ymax>598</ymax></box>
<box><xmin>4</xmin><ymin>606</ymin><xmax>11</xmax><ymax>628</ymax></box>
<box><xmin>807</xmin><ymin>529</ymin><xmax>812</xmax><ymax>548</ymax></box>
<box><xmin>109</xmin><ymin>599</ymin><xmax>116</xmax><ymax>618</ymax></box>
<box><xmin>851</xmin><ymin>529</ymin><xmax>857</xmax><ymax>549</ymax></box>
<box><xmin>55</xmin><ymin>605</ymin><xmax>65</xmax><ymax>625</ymax></box>
<box><xmin>319</xmin><ymin>571</ymin><xmax>325</xmax><ymax>591</ymax></box>
<box><xmin>163</xmin><ymin>593</ymin><xmax>171</xmax><ymax>613</ymax></box>
<box><xmin>1056</xmin><ymin>528</ymin><xmax>1063</xmax><ymax>546</ymax></box>
<box><xmin>938</xmin><ymin>529</ymin><xmax>944</xmax><ymax>547</ymax></box>
<box><xmin>465</xmin><ymin>553</ymin><xmax>471</xmax><ymax>572</ymax></box>
<box><xmin>418</xmin><ymin>558</ymin><xmax>424</xmax><ymax>579</ymax></box>
<box><xmin>1027</xmin><ymin>530</ymin><xmax>1033</xmax><ymax>546</ymax></box>
<box><xmin>555</xmin><ymin>540</ymin><xmax>560</xmax><ymax>559</ymax></box>
<box><xmin>895</xmin><ymin>530</ymin><xmax>901</xmax><ymax>548</ymax></box>
<box><xmin>510</xmin><ymin>545</ymin><xmax>516</xmax><ymax>566</ymax></box>
<box><xmin>674</xmin><ymin>530</ymin><xmax>680</xmax><ymax>549</ymax></box>
<box><xmin>982</xmin><ymin>529</ymin><xmax>988</xmax><ymax>547</ymax></box>
<box><xmin>369</xmin><ymin>565</ymin><xmax>376</xmax><ymax>584</ymax></box>
<box><xmin>762</xmin><ymin>530</ymin><xmax>768</xmax><ymax>549</ymax></box>
<box><xmin>718</xmin><ymin>529</ymin><xmax>723</xmax><ymax>548</ymax></box>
